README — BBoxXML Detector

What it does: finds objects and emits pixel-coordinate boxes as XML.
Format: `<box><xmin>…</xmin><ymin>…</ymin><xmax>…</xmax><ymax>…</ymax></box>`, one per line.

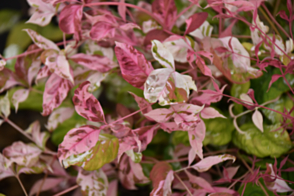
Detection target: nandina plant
<box><xmin>0</xmin><ymin>0</ymin><xmax>294</xmax><ymax>195</ymax></box>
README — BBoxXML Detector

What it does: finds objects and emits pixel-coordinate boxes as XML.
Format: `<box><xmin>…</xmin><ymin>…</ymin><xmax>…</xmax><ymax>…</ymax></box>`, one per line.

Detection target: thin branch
<box><xmin>4</xmin><ymin>117</ymin><xmax>34</xmax><ymax>142</ymax></box>
<box><xmin>53</xmin><ymin>184</ymin><xmax>79</xmax><ymax>196</ymax></box>
<box><xmin>258</xmin><ymin>7</ymin><xmax>281</xmax><ymax>38</ymax></box>
<box><xmin>262</xmin><ymin>3</ymin><xmax>290</xmax><ymax>38</ymax></box>
<box><xmin>15</xmin><ymin>175</ymin><xmax>28</xmax><ymax>196</ymax></box>
<box><xmin>174</xmin><ymin>173</ymin><xmax>193</xmax><ymax>196</ymax></box>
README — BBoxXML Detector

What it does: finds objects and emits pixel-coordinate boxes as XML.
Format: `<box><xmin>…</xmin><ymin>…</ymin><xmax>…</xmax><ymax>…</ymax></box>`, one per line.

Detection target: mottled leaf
<box><xmin>42</xmin><ymin>74</ymin><xmax>72</xmax><ymax>116</ymax></box>
<box><xmin>73</xmin><ymin>81</ymin><xmax>105</xmax><ymax>123</ymax></box>
<box><xmin>24</xmin><ymin>29</ymin><xmax>59</xmax><ymax>50</ymax></box>
<box><xmin>12</xmin><ymin>89</ymin><xmax>29</xmax><ymax>112</ymax></box>
<box><xmin>151</xmin><ymin>40</ymin><xmax>175</xmax><ymax>69</ymax></box>
<box><xmin>233</xmin><ymin>123</ymin><xmax>292</xmax><ymax>158</ymax></box>
<box><xmin>77</xmin><ymin>169</ymin><xmax>108</xmax><ymax>196</ymax></box>
<box><xmin>115</xmin><ymin>42</ymin><xmax>153</xmax><ymax>89</ymax></box>
<box><xmin>46</xmin><ymin>107</ymin><xmax>74</xmax><ymax>131</ymax></box>
<box><xmin>3</xmin><ymin>141</ymin><xmax>41</xmax><ymax>167</ymax></box>
<box><xmin>25</xmin><ymin>121</ymin><xmax>49</xmax><ymax>150</ymax></box>
<box><xmin>58</xmin><ymin>125</ymin><xmax>119</xmax><ymax>170</ymax></box>
<box><xmin>0</xmin><ymin>93</ymin><xmax>10</xmax><ymax>118</ymax></box>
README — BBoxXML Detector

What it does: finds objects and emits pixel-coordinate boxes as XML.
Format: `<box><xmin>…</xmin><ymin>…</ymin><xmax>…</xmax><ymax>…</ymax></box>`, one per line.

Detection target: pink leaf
<box><xmin>72</xmin><ymin>81</ymin><xmax>105</xmax><ymax>123</ymax></box>
<box><xmin>118</xmin><ymin>0</ymin><xmax>126</xmax><ymax>21</ymax></box>
<box><xmin>143</xmin><ymin>29</ymin><xmax>170</xmax><ymax>47</ymax></box>
<box><xmin>115</xmin><ymin>42</ymin><xmax>154</xmax><ymax>89</ymax></box>
<box><xmin>188</xmin><ymin>119</ymin><xmax>206</xmax><ymax>159</ymax></box>
<box><xmin>152</xmin><ymin>0</ymin><xmax>177</xmax><ymax>29</ymax></box>
<box><xmin>42</xmin><ymin>74</ymin><xmax>73</xmax><ymax>116</ymax></box>
<box><xmin>90</xmin><ymin>21</ymin><xmax>115</xmax><ymax>41</ymax></box>
<box><xmin>129</xmin><ymin>92</ymin><xmax>152</xmax><ymax>114</ymax></box>
<box><xmin>70</xmin><ymin>53</ymin><xmax>116</xmax><ymax>73</ymax></box>
<box><xmin>268</xmin><ymin>74</ymin><xmax>282</xmax><ymax>91</ymax></box>
<box><xmin>252</xmin><ymin>109</ymin><xmax>263</xmax><ymax>132</ymax></box>
<box><xmin>106</xmin><ymin>180</ymin><xmax>118</xmax><ymax>196</ymax></box>
<box><xmin>188</xmin><ymin>148</ymin><xmax>196</xmax><ymax>166</ymax></box>
<box><xmin>12</xmin><ymin>89</ymin><xmax>29</xmax><ymax>112</ymax></box>
<box><xmin>24</xmin><ymin>29</ymin><xmax>59</xmax><ymax>50</ymax></box>
<box><xmin>0</xmin><ymin>69</ymin><xmax>21</xmax><ymax>93</ymax></box>
<box><xmin>191</xmin><ymin>154</ymin><xmax>236</xmax><ymax>172</ymax></box>
<box><xmin>186</xmin><ymin>171</ymin><xmax>215</xmax><ymax>192</ymax></box>
<box><xmin>144</xmin><ymin>108</ymin><xmax>173</xmax><ymax>122</ymax></box>
<box><xmin>201</xmin><ymin>107</ymin><xmax>226</xmax><ymax>119</ymax></box>
<box><xmin>46</xmin><ymin>107</ymin><xmax>74</xmax><ymax>131</ymax></box>
<box><xmin>222</xmin><ymin>166</ymin><xmax>240</xmax><ymax>182</ymax></box>
<box><xmin>150</xmin><ymin>161</ymin><xmax>173</xmax><ymax>195</ymax></box>
<box><xmin>3</xmin><ymin>141</ymin><xmax>42</xmax><ymax>167</ymax></box>
<box><xmin>77</xmin><ymin>169</ymin><xmax>108</xmax><ymax>196</ymax></box>
<box><xmin>118</xmin><ymin>155</ymin><xmax>149</xmax><ymax>190</ymax></box>
<box><xmin>185</xmin><ymin>12</ymin><xmax>208</xmax><ymax>34</ymax></box>
<box><xmin>29</xmin><ymin>177</ymin><xmax>64</xmax><ymax>196</ymax></box>
<box><xmin>219</xmin><ymin>19</ymin><xmax>237</xmax><ymax>38</ymax></box>
<box><xmin>191</xmin><ymin>85</ymin><xmax>226</xmax><ymax>105</ymax></box>
<box><xmin>59</xmin><ymin>4</ymin><xmax>83</xmax><ymax>34</ymax></box>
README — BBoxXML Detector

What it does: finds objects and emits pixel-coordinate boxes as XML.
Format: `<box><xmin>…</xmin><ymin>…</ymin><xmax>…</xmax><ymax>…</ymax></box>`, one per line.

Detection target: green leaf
<box><xmin>7</xmin><ymin>21</ymin><xmax>63</xmax><ymax>50</ymax></box>
<box><xmin>233</xmin><ymin>123</ymin><xmax>292</xmax><ymax>158</ymax></box>
<box><xmin>64</xmin><ymin>133</ymin><xmax>119</xmax><ymax>171</ymax></box>
<box><xmin>0</xmin><ymin>9</ymin><xmax>20</xmax><ymax>34</ymax></box>
<box><xmin>51</xmin><ymin>112</ymin><xmax>86</xmax><ymax>146</ymax></box>
<box><xmin>172</xmin><ymin>131</ymin><xmax>190</xmax><ymax>146</ymax></box>
<box><xmin>203</xmin><ymin>117</ymin><xmax>234</xmax><ymax>146</ymax></box>
<box><xmin>251</xmin><ymin>67</ymin><xmax>294</xmax><ymax>103</ymax></box>
<box><xmin>238</xmin><ymin>178</ymin><xmax>275</xmax><ymax>196</ymax></box>
<box><xmin>261</xmin><ymin>95</ymin><xmax>294</xmax><ymax>124</ymax></box>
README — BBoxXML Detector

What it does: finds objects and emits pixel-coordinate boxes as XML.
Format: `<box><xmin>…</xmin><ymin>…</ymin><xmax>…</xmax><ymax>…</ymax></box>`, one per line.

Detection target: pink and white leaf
<box><xmin>12</xmin><ymin>89</ymin><xmax>29</xmax><ymax>112</ymax></box>
<box><xmin>58</xmin><ymin>125</ymin><xmax>101</xmax><ymax>168</ymax></box>
<box><xmin>171</xmin><ymin>104</ymin><xmax>204</xmax><ymax>115</ymax></box>
<box><xmin>144</xmin><ymin>68</ymin><xmax>173</xmax><ymax>104</ymax></box>
<box><xmin>42</xmin><ymin>50</ymin><xmax>74</xmax><ymax>83</ymax></box>
<box><xmin>192</xmin><ymin>154</ymin><xmax>236</xmax><ymax>172</ymax></box>
<box><xmin>24</xmin><ymin>29</ymin><xmax>59</xmax><ymax>50</ymax></box>
<box><xmin>0</xmin><ymin>93</ymin><xmax>10</xmax><ymax>118</ymax></box>
<box><xmin>188</xmin><ymin>119</ymin><xmax>206</xmax><ymax>159</ymax></box>
<box><xmin>266</xmin><ymin>164</ymin><xmax>293</xmax><ymax>193</ymax></box>
<box><xmin>151</xmin><ymin>0</ymin><xmax>177</xmax><ymax>29</ymax></box>
<box><xmin>3</xmin><ymin>141</ymin><xmax>42</xmax><ymax>167</ymax></box>
<box><xmin>151</xmin><ymin>40</ymin><xmax>175</xmax><ymax>69</ymax></box>
<box><xmin>42</xmin><ymin>74</ymin><xmax>72</xmax><ymax>116</ymax></box>
<box><xmin>29</xmin><ymin>177</ymin><xmax>64</xmax><ymax>196</ymax></box>
<box><xmin>0</xmin><ymin>153</ymin><xmax>13</xmax><ymax>180</ymax></box>
<box><xmin>252</xmin><ymin>109</ymin><xmax>263</xmax><ymax>132</ymax></box>
<box><xmin>77</xmin><ymin>169</ymin><xmax>108</xmax><ymax>196</ymax></box>
<box><xmin>35</xmin><ymin>66</ymin><xmax>51</xmax><ymax>84</ymax></box>
<box><xmin>72</xmin><ymin>81</ymin><xmax>105</xmax><ymax>123</ymax></box>
<box><xmin>46</xmin><ymin>107</ymin><xmax>74</xmax><ymax>131</ymax></box>
<box><xmin>26</xmin><ymin>0</ymin><xmax>55</xmax><ymax>26</ymax></box>
<box><xmin>201</xmin><ymin>107</ymin><xmax>226</xmax><ymax>119</ymax></box>
<box><xmin>115</xmin><ymin>42</ymin><xmax>154</xmax><ymax>89</ymax></box>
<box><xmin>25</xmin><ymin>121</ymin><xmax>49</xmax><ymax>149</ymax></box>
<box><xmin>240</xmin><ymin>93</ymin><xmax>254</xmax><ymax>105</ymax></box>
<box><xmin>70</xmin><ymin>53</ymin><xmax>116</xmax><ymax>73</ymax></box>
